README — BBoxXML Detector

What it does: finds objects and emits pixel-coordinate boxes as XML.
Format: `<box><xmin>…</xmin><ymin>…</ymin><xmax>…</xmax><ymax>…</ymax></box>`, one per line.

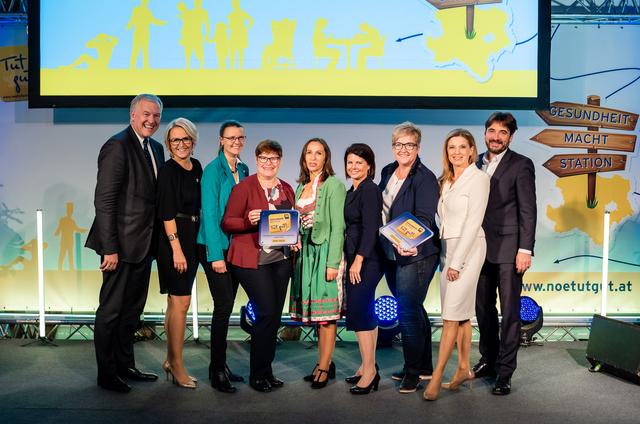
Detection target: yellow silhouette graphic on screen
<box><xmin>62</xmin><ymin>33</ymin><xmax>119</xmax><ymax>70</ymax></box>
<box><xmin>54</xmin><ymin>202</ymin><xmax>87</xmax><ymax>271</ymax></box>
<box><xmin>228</xmin><ymin>0</ymin><xmax>254</xmax><ymax>69</ymax></box>
<box><xmin>127</xmin><ymin>0</ymin><xmax>167</xmax><ymax>69</ymax></box>
<box><xmin>211</xmin><ymin>22</ymin><xmax>231</xmax><ymax>69</ymax></box>
<box><xmin>177</xmin><ymin>0</ymin><xmax>211</xmax><ymax>69</ymax></box>
<box><xmin>355</xmin><ymin>23</ymin><xmax>385</xmax><ymax>70</ymax></box>
<box><xmin>262</xmin><ymin>19</ymin><xmax>296</xmax><ymax>69</ymax></box>
<box><xmin>18</xmin><ymin>239</ymin><xmax>48</xmax><ymax>274</ymax></box>
<box><xmin>312</xmin><ymin>18</ymin><xmax>340</xmax><ymax>69</ymax></box>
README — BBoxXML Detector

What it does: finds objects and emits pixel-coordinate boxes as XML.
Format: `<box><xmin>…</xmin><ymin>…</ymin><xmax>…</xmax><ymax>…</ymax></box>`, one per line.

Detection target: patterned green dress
<box><xmin>289</xmin><ymin>175</ymin><xmax>346</xmax><ymax>323</ymax></box>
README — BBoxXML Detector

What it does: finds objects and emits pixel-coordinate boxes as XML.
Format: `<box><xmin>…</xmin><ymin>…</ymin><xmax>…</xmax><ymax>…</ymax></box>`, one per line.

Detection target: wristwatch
<box><xmin>167</xmin><ymin>233</ymin><xmax>179</xmax><ymax>241</ymax></box>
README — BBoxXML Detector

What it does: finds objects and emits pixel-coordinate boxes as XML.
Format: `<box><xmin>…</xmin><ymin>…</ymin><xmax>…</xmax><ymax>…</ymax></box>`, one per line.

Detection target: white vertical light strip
<box><xmin>191</xmin><ymin>277</ymin><xmax>199</xmax><ymax>340</ymax></box>
<box><xmin>36</xmin><ymin>209</ymin><xmax>46</xmax><ymax>338</ymax></box>
<box><xmin>601</xmin><ymin>211</ymin><xmax>610</xmax><ymax>317</ymax></box>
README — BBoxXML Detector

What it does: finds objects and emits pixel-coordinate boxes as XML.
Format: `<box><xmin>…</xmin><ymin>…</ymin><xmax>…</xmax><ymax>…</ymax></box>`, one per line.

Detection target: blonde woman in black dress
<box><xmin>156</xmin><ymin>118</ymin><xmax>203</xmax><ymax>389</ymax></box>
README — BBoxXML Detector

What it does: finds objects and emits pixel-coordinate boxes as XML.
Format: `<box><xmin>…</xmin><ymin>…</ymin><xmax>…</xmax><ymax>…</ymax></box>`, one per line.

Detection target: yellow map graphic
<box><xmin>547</xmin><ymin>175</ymin><xmax>633</xmax><ymax>245</ymax></box>
<box><xmin>426</xmin><ymin>7</ymin><xmax>510</xmax><ymax>80</ymax></box>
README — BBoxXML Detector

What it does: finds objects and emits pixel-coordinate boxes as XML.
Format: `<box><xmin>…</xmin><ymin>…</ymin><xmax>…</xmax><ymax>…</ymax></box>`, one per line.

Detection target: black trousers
<box><xmin>197</xmin><ymin>245</ymin><xmax>240</xmax><ymax>374</ymax></box>
<box><xmin>230</xmin><ymin>259</ymin><xmax>292</xmax><ymax>380</ymax></box>
<box><xmin>475</xmin><ymin>260</ymin><xmax>523</xmax><ymax>379</ymax></box>
<box><xmin>94</xmin><ymin>257</ymin><xmax>152</xmax><ymax>379</ymax></box>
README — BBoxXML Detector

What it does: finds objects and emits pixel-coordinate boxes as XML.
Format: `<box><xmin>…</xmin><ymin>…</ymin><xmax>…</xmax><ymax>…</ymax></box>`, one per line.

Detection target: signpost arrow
<box><xmin>543</xmin><ymin>154</ymin><xmax>626</xmax><ymax>178</ymax></box>
<box><xmin>530</xmin><ymin>129</ymin><xmax>637</xmax><ymax>152</ymax></box>
<box><xmin>426</xmin><ymin>0</ymin><xmax>501</xmax><ymax>8</ymax></box>
<box><xmin>536</xmin><ymin>102</ymin><xmax>639</xmax><ymax>131</ymax></box>
<box><xmin>425</xmin><ymin>0</ymin><xmax>501</xmax><ymax>38</ymax></box>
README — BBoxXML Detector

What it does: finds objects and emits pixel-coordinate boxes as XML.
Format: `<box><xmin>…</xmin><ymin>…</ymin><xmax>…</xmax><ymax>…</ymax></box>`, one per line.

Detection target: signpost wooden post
<box><xmin>533</xmin><ymin>96</ymin><xmax>638</xmax><ymax>208</ymax></box>
<box><xmin>426</xmin><ymin>0</ymin><xmax>501</xmax><ymax>38</ymax></box>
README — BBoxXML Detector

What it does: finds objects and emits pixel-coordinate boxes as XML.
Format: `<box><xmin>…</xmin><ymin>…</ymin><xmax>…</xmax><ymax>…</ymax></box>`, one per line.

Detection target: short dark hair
<box><xmin>485</xmin><ymin>112</ymin><xmax>518</xmax><ymax>135</ymax></box>
<box><xmin>255</xmin><ymin>139</ymin><xmax>282</xmax><ymax>157</ymax></box>
<box><xmin>219</xmin><ymin>120</ymin><xmax>243</xmax><ymax>137</ymax></box>
<box><xmin>344</xmin><ymin>143</ymin><xmax>376</xmax><ymax>179</ymax></box>
<box><xmin>297</xmin><ymin>138</ymin><xmax>335</xmax><ymax>184</ymax></box>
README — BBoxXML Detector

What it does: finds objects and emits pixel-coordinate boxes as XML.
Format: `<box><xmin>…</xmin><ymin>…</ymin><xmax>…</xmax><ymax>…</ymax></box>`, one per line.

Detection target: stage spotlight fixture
<box><xmin>374</xmin><ymin>295</ymin><xmax>398</xmax><ymax>329</ymax></box>
<box><xmin>240</xmin><ymin>301</ymin><xmax>256</xmax><ymax>335</ymax></box>
<box><xmin>374</xmin><ymin>295</ymin><xmax>400</xmax><ymax>348</ymax></box>
<box><xmin>520</xmin><ymin>296</ymin><xmax>543</xmax><ymax>346</ymax></box>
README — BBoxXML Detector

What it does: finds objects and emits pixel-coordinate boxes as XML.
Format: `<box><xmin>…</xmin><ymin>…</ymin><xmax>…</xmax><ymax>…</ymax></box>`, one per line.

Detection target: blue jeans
<box><xmin>384</xmin><ymin>254</ymin><xmax>439</xmax><ymax>376</ymax></box>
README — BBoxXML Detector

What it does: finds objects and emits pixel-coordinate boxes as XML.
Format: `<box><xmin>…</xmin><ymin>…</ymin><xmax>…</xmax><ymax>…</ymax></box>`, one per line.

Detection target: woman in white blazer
<box><xmin>424</xmin><ymin>129</ymin><xmax>490</xmax><ymax>401</ymax></box>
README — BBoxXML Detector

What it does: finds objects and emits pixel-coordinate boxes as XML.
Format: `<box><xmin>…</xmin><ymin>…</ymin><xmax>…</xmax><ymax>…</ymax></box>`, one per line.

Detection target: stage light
<box><xmin>374</xmin><ymin>295</ymin><xmax>398</xmax><ymax>329</ymax></box>
<box><xmin>24</xmin><ymin>209</ymin><xmax>56</xmax><ymax>346</ymax></box>
<box><xmin>190</xmin><ymin>277</ymin><xmax>199</xmax><ymax>342</ymax></box>
<box><xmin>374</xmin><ymin>295</ymin><xmax>400</xmax><ymax>348</ymax></box>
<box><xmin>520</xmin><ymin>296</ymin><xmax>543</xmax><ymax>346</ymax></box>
<box><xmin>36</xmin><ymin>209</ymin><xmax>46</xmax><ymax>339</ymax></box>
<box><xmin>240</xmin><ymin>301</ymin><xmax>256</xmax><ymax>335</ymax></box>
<box><xmin>601</xmin><ymin>211</ymin><xmax>610</xmax><ymax>317</ymax></box>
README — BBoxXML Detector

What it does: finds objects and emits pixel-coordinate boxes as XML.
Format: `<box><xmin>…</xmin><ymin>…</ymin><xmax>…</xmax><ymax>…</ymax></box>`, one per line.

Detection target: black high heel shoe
<box><xmin>350</xmin><ymin>372</ymin><xmax>380</xmax><ymax>395</ymax></box>
<box><xmin>311</xmin><ymin>368</ymin><xmax>330</xmax><ymax>389</ymax></box>
<box><xmin>345</xmin><ymin>363</ymin><xmax>379</xmax><ymax>384</ymax></box>
<box><xmin>345</xmin><ymin>374</ymin><xmax>361</xmax><ymax>384</ymax></box>
<box><xmin>304</xmin><ymin>361</ymin><xmax>335</xmax><ymax>382</ymax></box>
<box><xmin>303</xmin><ymin>364</ymin><xmax>319</xmax><ymax>382</ymax></box>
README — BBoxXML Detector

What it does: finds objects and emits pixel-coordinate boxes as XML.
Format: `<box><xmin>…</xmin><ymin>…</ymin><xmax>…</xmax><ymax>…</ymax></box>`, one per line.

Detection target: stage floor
<box><xmin>1</xmin><ymin>339</ymin><xmax>637</xmax><ymax>424</ymax></box>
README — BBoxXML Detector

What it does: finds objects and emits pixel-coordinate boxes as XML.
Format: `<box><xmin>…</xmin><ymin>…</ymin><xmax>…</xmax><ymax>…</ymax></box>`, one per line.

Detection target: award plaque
<box><xmin>379</xmin><ymin>211</ymin><xmax>434</xmax><ymax>250</ymax></box>
<box><xmin>259</xmin><ymin>210</ymin><xmax>299</xmax><ymax>246</ymax></box>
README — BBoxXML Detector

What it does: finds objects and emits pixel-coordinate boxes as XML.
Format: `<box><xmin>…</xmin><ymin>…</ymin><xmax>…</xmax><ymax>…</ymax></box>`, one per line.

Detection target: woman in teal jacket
<box><xmin>197</xmin><ymin>120</ymin><xmax>249</xmax><ymax>393</ymax></box>
<box><xmin>290</xmin><ymin>138</ymin><xmax>346</xmax><ymax>389</ymax></box>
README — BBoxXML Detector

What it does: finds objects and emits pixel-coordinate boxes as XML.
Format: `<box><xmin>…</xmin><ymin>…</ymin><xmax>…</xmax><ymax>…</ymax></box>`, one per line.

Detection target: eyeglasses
<box><xmin>169</xmin><ymin>137</ymin><xmax>193</xmax><ymax>145</ymax></box>
<box><xmin>257</xmin><ymin>156</ymin><xmax>281</xmax><ymax>164</ymax></box>
<box><xmin>222</xmin><ymin>136</ymin><xmax>246</xmax><ymax>144</ymax></box>
<box><xmin>392</xmin><ymin>142</ymin><xmax>418</xmax><ymax>151</ymax></box>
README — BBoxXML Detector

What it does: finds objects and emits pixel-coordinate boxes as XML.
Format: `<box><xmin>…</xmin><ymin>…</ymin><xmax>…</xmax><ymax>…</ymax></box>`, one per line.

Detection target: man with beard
<box><xmin>472</xmin><ymin>112</ymin><xmax>537</xmax><ymax>396</ymax></box>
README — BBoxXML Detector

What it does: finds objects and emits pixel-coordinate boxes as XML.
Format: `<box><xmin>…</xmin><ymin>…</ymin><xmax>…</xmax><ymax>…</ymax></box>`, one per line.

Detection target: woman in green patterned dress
<box><xmin>290</xmin><ymin>138</ymin><xmax>346</xmax><ymax>389</ymax></box>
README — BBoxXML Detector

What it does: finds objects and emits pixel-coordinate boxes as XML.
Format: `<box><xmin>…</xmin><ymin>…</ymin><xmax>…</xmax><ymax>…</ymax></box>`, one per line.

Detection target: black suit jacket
<box><xmin>476</xmin><ymin>149</ymin><xmax>536</xmax><ymax>264</ymax></box>
<box><xmin>85</xmin><ymin>125</ymin><xmax>165</xmax><ymax>263</ymax></box>
<box><xmin>378</xmin><ymin>156</ymin><xmax>441</xmax><ymax>265</ymax></box>
<box><xmin>344</xmin><ymin>177</ymin><xmax>383</xmax><ymax>264</ymax></box>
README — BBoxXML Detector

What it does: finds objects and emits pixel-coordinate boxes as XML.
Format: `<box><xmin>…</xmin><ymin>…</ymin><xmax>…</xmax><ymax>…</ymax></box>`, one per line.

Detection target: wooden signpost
<box><xmin>531</xmin><ymin>129</ymin><xmax>636</xmax><ymax>152</ymax></box>
<box><xmin>533</xmin><ymin>95</ymin><xmax>639</xmax><ymax>207</ymax></box>
<box><xmin>542</xmin><ymin>154</ymin><xmax>627</xmax><ymax>178</ymax></box>
<box><xmin>426</xmin><ymin>0</ymin><xmax>502</xmax><ymax>38</ymax></box>
<box><xmin>537</xmin><ymin>101</ymin><xmax>638</xmax><ymax>131</ymax></box>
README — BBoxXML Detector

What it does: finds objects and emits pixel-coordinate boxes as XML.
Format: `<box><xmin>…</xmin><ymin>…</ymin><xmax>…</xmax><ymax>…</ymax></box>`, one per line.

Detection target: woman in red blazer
<box><xmin>222</xmin><ymin>139</ymin><xmax>296</xmax><ymax>393</ymax></box>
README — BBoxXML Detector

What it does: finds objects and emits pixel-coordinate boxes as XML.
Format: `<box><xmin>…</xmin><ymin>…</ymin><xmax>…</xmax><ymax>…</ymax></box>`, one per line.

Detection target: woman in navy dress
<box><xmin>343</xmin><ymin>143</ymin><xmax>384</xmax><ymax>394</ymax></box>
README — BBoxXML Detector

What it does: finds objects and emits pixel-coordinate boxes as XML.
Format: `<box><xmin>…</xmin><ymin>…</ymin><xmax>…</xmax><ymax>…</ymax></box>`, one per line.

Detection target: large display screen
<box><xmin>28</xmin><ymin>0</ymin><xmax>550</xmax><ymax>108</ymax></box>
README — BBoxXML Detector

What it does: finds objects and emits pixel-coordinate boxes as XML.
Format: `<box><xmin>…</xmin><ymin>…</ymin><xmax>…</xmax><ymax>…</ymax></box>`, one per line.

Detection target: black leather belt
<box><xmin>175</xmin><ymin>213</ymin><xmax>199</xmax><ymax>222</ymax></box>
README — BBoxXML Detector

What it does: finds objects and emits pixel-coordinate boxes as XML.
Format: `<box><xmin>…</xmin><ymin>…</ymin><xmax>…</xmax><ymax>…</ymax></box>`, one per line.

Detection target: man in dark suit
<box><xmin>86</xmin><ymin>94</ymin><xmax>165</xmax><ymax>392</ymax></box>
<box><xmin>473</xmin><ymin>112</ymin><xmax>537</xmax><ymax>395</ymax></box>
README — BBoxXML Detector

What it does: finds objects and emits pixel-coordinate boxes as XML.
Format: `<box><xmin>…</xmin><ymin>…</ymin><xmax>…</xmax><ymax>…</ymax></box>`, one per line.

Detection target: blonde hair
<box><xmin>438</xmin><ymin>128</ymin><xmax>478</xmax><ymax>193</ymax></box>
<box><xmin>164</xmin><ymin>117</ymin><xmax>199</xmax><ymax>155</ymax></box>
<box><xmin>391</xmin><ymin>121</ymin><xmax>421</xmax><ymax>145</ymax></box>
